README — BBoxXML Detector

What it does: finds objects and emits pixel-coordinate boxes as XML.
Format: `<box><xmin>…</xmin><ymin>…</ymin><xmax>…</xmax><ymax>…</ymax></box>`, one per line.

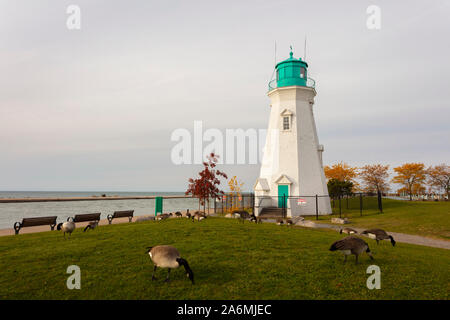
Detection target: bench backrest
<box><xmin>21</xmin><ymin>216</ymin><xmax>57</xmax><ymax>227</ymax></box>
<box><xmin>73</xmin><ymin>213</ymin><xmax>101</xmax><ymax>223</ymax></box>
<box><xmin>113</xmin><ymin>210</ymin><xmax>134</xmax><ymax>218</ymax></box>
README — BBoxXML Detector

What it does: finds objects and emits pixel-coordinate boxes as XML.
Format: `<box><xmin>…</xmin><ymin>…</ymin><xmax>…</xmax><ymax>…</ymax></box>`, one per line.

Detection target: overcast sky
<box><xmin>0</xmin><ymin>0</ymin><xmax>449</xmax><ymax>192</ymax></box>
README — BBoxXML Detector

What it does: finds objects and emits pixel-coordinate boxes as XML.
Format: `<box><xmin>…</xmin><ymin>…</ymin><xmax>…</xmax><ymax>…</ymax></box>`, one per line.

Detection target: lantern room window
<box><xmin>300</xmin><ymin>67</ymin><xmax>306</xmax><ymax>78</ymax></box>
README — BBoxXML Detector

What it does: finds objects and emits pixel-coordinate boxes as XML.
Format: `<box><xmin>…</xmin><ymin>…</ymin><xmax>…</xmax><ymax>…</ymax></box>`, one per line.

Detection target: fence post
<box><xmin>315</xmin><ymin>194</ymin><xmax>318</xmax><ymax>220</ymax></box>
<box><xmin>339</xmin><ymin>195</ymin><xmax>342</xmax><ymax>218</ymax></box>
<box><xmin>214</xmin><ymin>197</ymin><xmax>217</xmax><ymax>214</ymax></box>
<box><xmin>359</xmin><ymin>192</ymin><xmax>363</xmax><ymax>216</ymax></box>
<box><xmin>226</xmin><ymin>196</ymin><xmax>228</xmax><ymax>213</ymax></box>
<box><xmin>252</xmin><ymin>193</ymin><xmax>255</xmax><ymax>215</ymax></box>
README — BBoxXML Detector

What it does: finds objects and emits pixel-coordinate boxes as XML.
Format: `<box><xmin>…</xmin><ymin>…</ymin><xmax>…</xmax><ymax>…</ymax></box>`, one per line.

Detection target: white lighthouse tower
<box><xmin>254</xmin><ymin>49</ymin><xmax>332</xmax><ymax>217</ymax></box>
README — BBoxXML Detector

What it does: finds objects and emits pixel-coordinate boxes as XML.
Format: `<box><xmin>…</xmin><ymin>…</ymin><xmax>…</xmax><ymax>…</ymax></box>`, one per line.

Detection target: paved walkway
<box><xmin>298</xmin><ymin>222</ymin><xmax>450</xmax><ymax>250</ymax></box>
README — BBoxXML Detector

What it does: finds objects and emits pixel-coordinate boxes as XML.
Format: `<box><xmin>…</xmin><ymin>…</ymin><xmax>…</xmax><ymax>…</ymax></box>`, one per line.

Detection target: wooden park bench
<box><xmin>107</xmin><ymin>210</ymin><xmax>134</xmax><ymax>224</ymax></box>
<box><xmin>67</xmin><ymin>213</ymin><xmax>101</xmax><ymax>223</ymax></box>
<box><xmin>13</xmin><ymin>216</ymin><xmax>58</xmax><ymax>235</ymax></box>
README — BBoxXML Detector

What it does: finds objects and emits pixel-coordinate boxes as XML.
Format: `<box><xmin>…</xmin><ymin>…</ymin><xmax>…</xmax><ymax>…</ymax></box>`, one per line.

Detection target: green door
<box><xmin>278</xmin><ymin>185</ymin><xmax>289</xmax><ymax>208</ymax></box>
<box><xmin>155</xmin><ymin>197</ymin><xmax>163</xmax><ymax>216</ymax></box>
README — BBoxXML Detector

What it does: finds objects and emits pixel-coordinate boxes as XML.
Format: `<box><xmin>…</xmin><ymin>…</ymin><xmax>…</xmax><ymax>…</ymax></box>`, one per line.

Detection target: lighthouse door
<box><xmin>277</xmin><ymin>185</ymin><xmax>289</xmax><ymax>208</ymax></box>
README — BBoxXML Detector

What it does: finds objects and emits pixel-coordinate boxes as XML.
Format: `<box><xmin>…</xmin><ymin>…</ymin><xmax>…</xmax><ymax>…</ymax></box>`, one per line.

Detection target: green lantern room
<box><xmin>268</xmin><ymin>49</ymin><xmax>315</xmax><ymax>91</ymax></box>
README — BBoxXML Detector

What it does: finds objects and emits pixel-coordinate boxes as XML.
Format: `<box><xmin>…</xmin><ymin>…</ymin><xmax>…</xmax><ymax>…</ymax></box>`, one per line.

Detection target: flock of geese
<box><xmin>147</xmin><ymin>214</ymin><xmax>397</xmax><ymax>283</ymax></box>
<box><xmin>56</xmin><ymin>219</ymin><xmax>99</xmax><ymax>238</ymax></box>
<box><xmin>155</xmin><ymin>211</ymin><xmax>207</xmax><ymax>221</ymax></box>
<box><xmin>55</xmin><ymin>210</ymin><xmax>397</xmax><ymax>283</ymax></box>
<box><xmin>330</xmin><ymin>227</ymin><xmax>396</xmax><ymax>264</ymax></box>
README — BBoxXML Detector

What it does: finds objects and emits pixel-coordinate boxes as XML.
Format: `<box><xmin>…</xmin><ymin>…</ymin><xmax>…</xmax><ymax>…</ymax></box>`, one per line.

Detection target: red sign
<box><xmin>297</xmin><ymin>199</ymin><xmax>307</xmax><ymax>206</ymax></box>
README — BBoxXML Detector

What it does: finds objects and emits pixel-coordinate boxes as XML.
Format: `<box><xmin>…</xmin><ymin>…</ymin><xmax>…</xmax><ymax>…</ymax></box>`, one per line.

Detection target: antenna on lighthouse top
<box><xmin>274</xmin><ymin>41</ymin><xmax>277</xmax><ymax>66</ymax></box>
<box><xmin>304</xmin><ymin>35</ymin><xmax>307</xmax><ymax>61</ymax></box>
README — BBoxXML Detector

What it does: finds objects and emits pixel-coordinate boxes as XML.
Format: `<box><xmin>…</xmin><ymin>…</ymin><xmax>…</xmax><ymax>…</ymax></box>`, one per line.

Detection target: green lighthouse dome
<box><xmin>268</xmin><ymin>49</ymin><xmax>315</xmax><ymax>91</ymax></box>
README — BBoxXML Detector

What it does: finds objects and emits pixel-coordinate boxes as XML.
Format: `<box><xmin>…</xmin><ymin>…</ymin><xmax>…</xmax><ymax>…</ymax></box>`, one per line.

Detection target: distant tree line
<box><xmin>324</xmin><ymin>162</ymin><xmax>450</xmax><ymax>201</ymax></box>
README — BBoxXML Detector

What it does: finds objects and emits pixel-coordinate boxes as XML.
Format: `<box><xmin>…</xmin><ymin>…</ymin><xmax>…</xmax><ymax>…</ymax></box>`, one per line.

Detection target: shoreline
<box><xmin>0</xmin><ymin>195</ymin><xmax>192</xmax><ymax>203</ymax></box>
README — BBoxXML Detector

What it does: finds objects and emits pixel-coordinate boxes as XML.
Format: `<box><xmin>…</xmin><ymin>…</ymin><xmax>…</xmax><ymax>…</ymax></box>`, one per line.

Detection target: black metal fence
<box><xmin>253</xmin><ymin>194</ymin><xmax>332</xmax><ymax>220</ymax></box>
<box><xmin>164</xmin><ymin>193</ymin><xmax>387</xmax><ymax>220</ymax></box>
<box><xmin>251</xmin><ymin>193</ymin><xmax>387</xmax><ymax>220</ymax></box>
<box><xmin>213</xmin><ymin>193</ymin><xmax>255</xmax><ymax>214</ymax></box>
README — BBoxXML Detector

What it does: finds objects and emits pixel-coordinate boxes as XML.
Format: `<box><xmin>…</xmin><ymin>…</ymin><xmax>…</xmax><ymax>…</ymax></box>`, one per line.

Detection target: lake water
<box><xmin>0</xmin><ymin>191</ymin><xmax>202</xmax><ymax>230</ymax></box>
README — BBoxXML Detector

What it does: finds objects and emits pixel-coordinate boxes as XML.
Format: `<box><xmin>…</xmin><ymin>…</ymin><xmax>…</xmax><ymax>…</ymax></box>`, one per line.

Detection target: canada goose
<box><xmin>57</xmin><ymin>221</ymin><xmax>76</xmax><ymax>239</ymax></box>
<box><xmin>249</xmin><ymin>213</ymin><xmax>262</xmax><ymax>224</ymax></box>
<box><xmin>157</xmin><ymin>213</ymin><xmax>171</xmax><ymax>221</ymax></box>
<box><xmin>146</xmin><ymin>245</ymin><xmax>194</xmax><ymax>284</ymax></box>
<box><xmin>186</xmin><ymin>212</ymin><xmax>191</xmax><ymax>219</ymax></box>
<box><xmin>340</xmin><ymin>227</ymin><xmax>358</xmax><ymax>235</ymax></box>
<box><xmin>83</xmin><ymin>221</ymin><xmax>98</xmax><ymax>232</ymax></box>
<box><xmin>233</xmin><ymin>210</ymin><xmax>249</xmax><ymax>223</ymax></box>
<box><xmin>192</xmin><ymin>212</ymin><xmax>206</xmax><ymax>222</ymax></box>
<box><xmin>286</xmin><ymin>219</ymin><xmax>293</xmax><ymax>226</ymax></box>
<box><xmin>175</xmin><ymin>211</ymin><xmax>182</xmax><ymax>218</ymax></box>
<box><xmin>329</xmin><ymin>236</ymin><xmax>374</xmax><ymax>264</ymax></box>
<box><xmin>276</xmin><ymin>218</ymin><xmax>284</xmax><ymax>225</ymax></box>
<box><xmin>361</xmin><ymin>229</ymin><xmax>396</xmax><ymax>246</ymax></box>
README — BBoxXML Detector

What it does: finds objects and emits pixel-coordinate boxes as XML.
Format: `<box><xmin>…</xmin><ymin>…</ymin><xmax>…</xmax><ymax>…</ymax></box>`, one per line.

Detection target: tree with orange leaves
<box><xmin>324</xmin><ymin>162</ymin><xmax>358</xmax><ymax>191</ymax></box>
<box><xmin>228</xmin><ymin>176</ymin><xmax>244</xmax><ymax>212</ymax></box>
<box><xmin>427</xmin><ymin>164</ymin><xmax>450</xmax><ymax>198</ymax></box>
<box><xmin>392</xmin><ymin>163</ymin><xmax>426</xmax><ymax>201</ymax></box>
<box><xmin>359</xmin><ymin>164</ymin><xmax>390</xmax><ymax>194</ymax></box>
<box><xmin>411</xmin><ymin>183</ymin><xmax>426</xmax><ymax>195</ymax></box>
<box><xmin>324</xmin><ymin>162</ymin><xmax>358</xmax><ymax>182</ymax></box>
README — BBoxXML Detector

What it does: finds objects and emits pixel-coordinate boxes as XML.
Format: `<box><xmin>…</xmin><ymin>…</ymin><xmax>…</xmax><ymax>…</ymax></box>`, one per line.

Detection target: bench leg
<box><xmin>51</xmin><ymin>224</ymin><xmax>56</xmax><ymax>231</ymax></box>
<box><xmin>129</xmin><ymin>217</ymin><xmax>132</xmax><ymax>223</ymax></box>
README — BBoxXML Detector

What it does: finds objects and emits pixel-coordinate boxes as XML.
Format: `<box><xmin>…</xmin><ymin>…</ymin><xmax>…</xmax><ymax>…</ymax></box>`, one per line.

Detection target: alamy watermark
<box><xmin>66</xmin><ymin>5</ymin><xmax>81</xmax><ymax>30</ymax></box>
<box><xmin>366</xmin><ymin>265</ymin><xmax>381</xmax><ymax>289</ymax></box>
<box><xmin>366</xmin><ymin>5</ymin><xmax>381</xmax><ymax>30</ymax></box>
<box><xmin>66</xmin><ymin>265</ymin><xmax>81</xmax><ymax>289</ymax></box>
<box><xmin>170</xmin><ymin>121</ymin><xmax>279</xmax><ymax>167</ymax></box>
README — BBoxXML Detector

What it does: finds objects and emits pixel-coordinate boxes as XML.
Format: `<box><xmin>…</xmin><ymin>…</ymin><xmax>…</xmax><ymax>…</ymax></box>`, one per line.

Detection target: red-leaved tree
<box><xmin>186</xmin><ymin>153</ymin><xmax>228</xmax><ymax>214</ymax></box>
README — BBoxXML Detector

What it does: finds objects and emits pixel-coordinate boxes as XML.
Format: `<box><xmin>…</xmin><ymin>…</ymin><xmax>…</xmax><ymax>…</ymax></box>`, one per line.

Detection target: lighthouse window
<box><xmin>283</xmin><ymin>116</ymin><xmax>290</xmax><ymax>130</ymax></box>
<box><xmin>300</xmin><ymin>67</ymin><xmax>306</xmax><ymax>78</ymax></box>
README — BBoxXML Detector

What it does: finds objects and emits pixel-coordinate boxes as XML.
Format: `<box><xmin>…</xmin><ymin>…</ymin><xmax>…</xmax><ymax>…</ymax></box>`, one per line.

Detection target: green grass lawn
<box><xmin>0</xmin><ymin>217</ymin><xmax>448</xmax><ymax>300</ymax></box>
<box><xmin>307</xmin><ymin>198</ymin><xmax>450</xmax><ymax>240</ymax></box>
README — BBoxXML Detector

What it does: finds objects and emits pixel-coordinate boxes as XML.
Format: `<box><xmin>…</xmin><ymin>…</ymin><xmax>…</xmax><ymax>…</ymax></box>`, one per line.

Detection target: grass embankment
<box><xmin>308</xmin><ymin>198</ymin><xmax>450</xmax><ymax>240</ymax></box>
<box><xmin>0</xmin><ymin>217</ymin><xmax>448</xmax><ymax>299</ymax></box>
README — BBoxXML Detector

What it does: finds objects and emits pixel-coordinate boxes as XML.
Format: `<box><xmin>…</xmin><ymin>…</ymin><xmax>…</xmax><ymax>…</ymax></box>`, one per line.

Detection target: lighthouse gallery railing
<box><xmin>268</xmin><ymin>77</ymin><xmax>316</xmax><ymax>92</ymax></box>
